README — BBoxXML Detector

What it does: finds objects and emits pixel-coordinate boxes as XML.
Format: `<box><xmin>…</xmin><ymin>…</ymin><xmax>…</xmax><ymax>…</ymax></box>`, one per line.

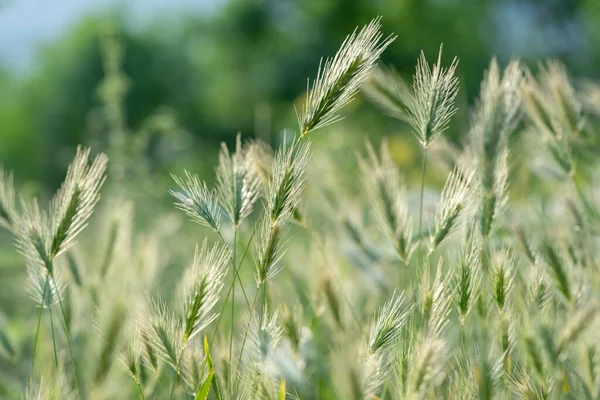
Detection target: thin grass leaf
<box><xmin>194</xmin><ymin>368</ymin><xmax>214</xmax><ymax>400</ymax></box>
<box><xmin>203</xmin><ymin>336</ymin><xmax>223</xmax><ymax>400</ymax></box>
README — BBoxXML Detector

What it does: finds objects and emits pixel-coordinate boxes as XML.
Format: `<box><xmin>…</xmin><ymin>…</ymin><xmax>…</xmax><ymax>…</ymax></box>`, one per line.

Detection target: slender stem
<box><xmin>29</xmin><ymin>275</ymin><xmax>50</xmax><ymax>380</ymax></box>
<box><xmin>229</xmin><ymin>229</ymin><xmax>237</xmax><ymax>386</ymax></box>
<box><xmin>49</xmin><ymin>306</ymin><xmax>58</xmax><ymax>368</ymax></box>
<box><xmin>135</xmin><ymin>378</ymin><xmax>146</xmax><ymax>400</ymax></box>
<box><xmin>261</xmin><ymin>281</ymin><xmax>267</xmax><ymax>320</ymax></box>
<box><xmin>233</xmin><ymin>286</ymin><xmax>260</xmax><ymax>397</ymax></box>
<box><xmin>210</xmin><ymin>225</ymin><xmax>257</xmax><ymax>347</ymax></box>
<box><xmin>54</xmin><ymin>274</ymin><xmax>81</xmax><ymax>400</ymax></box>
<box><xmin>418</xmin><ymin>146</ymin><xmax>428</xmax><ymax>242</ymax></box>
<box><xmin>216</xmin><ymin>230</ymin><xmax>251</xmax><ymax>308</ymax></box>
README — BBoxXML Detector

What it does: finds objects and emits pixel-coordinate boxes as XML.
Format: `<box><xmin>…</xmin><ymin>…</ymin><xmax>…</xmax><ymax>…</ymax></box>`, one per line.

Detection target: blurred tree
<box><xmin>0</xmin><ymin>0</ymin><xmax>599</xmax><ymax>190</ymax></box>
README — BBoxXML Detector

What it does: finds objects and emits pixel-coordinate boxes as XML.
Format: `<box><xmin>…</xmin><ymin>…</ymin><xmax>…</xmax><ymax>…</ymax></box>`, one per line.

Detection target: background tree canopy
<box><xmin>0</xmin><ymin>0</ymin><xmax>599</xmax><ymax>189</ymax></box>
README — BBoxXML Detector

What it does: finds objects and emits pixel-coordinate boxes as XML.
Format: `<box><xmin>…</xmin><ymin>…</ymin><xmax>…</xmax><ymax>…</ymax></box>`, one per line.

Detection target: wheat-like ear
<box><xmin>362</xmin><ymin>65</ymin><xmax>412</xmax><ymax>121</ymax></box>
<box><xmin>119</xmin><ymin>323</ymin><xmax>144</xmax><ymax>391</ymax></box>
<box><xmin>455</xmin><ymin>230</ymin><xmax>481</xmax><ymax>325</ymax></box>
<box><xmin>358</xmin><ymin>140</ymin><xmax>414</xmax><ymax>263</ymax></box>
<box><xmin>0</xmin><ymin>166</ymin><xmax>16</xmax><ymax>230</ymax></box>
<box><xmin>253</xmin><ymin>137</ymin><xmax>310</xmax><ymax>285</ymax></box>
<box><xmin>506</xmin><ymin>364</ymin><xmax>548</xmax><ymax>400</ymax></box>
<box><xmin>364</xmin><ymin>293</ymin><xmax>413</xmax><ymax>396</ymax></box>
<box><xmin>470</xmin><ymin>59</ymin><xmax>523</xmax><ymax>165</ymax></box>
<box><xmin>216</xmin><ymin>134</ymin><xmax>261</xmax><ymax>229</ymax></box>
<box><xmin>408</xmin><ymin>336</ymin><xmax>449</xmax><ymax>396</ymax></box>
<box><xmin>15</xmin><ymin>199</ymin><xmax>53</xmax><ymax>273</ymax></box>
<box><xmin>421</xmin><ymin>261</ymin><xmax>453</xmax><ymax>336</ymax></box>
<box><xmin>49</xmin><ymin>146</ymin><xmax>108</xmax><ymax>260</ymax></box>
<box><xmin>141</xmin><ymin>296</ymin><xmax>183</xmax><ymax>371</ymax></box>
<box><xmin>267</xmin><ymin>137</ymin><xmax>311</xmax><ymax>223</ymax></box>
<box><xmin>408</xmin><ymin>45</ymin><xmax>460</xmax><ymax>148</ymax></box>
<box><xmin>171</xmin><ymin>170</ymin><xmax>221</xmax><ymax>231</ymax></box>
<box><xmin>178</xmin><ymin>240</ymin><xmax>230</xmax><ymax>343</ymax></box>
<box><xmin>255</xmin><ymin>214</ymin><xmax>290</xmax><ymax>285</ymax></box>
<box><xmin>480</xmin><ymin>148</ymin><xmax>509</xmax><ymax>237</ymax></box>
<box><xmin>526</xmin><ymin>257</ymin><xmax>551</xmax><ymax>310</ymax></box>
<box><xmin>15</xmin><ymin>148</ymin><xmax>107</xmax><ymax>273</ymax></box>
<box><xmin>491</xmin><ymin>249</ymin><xmax>515</xmax><ymax>313</ymax></box>
<box><xmin>368</xmin><ymin>292</ymin><xmax>411</xmax><ymax>354</ymax></box>
<box><xmin>298</xmin><ymin>17</ymin><xmax>395</xmax><ymax>137</ymax></box>
<box><xmin>467</xmin><ymin>59</ymin><xmax>522</xmax><ymax>237</ymax></box>
<box><xmin>429</xmin><ymin>167</ymin><xmax>476</xmax><ymax>253</ymax></box>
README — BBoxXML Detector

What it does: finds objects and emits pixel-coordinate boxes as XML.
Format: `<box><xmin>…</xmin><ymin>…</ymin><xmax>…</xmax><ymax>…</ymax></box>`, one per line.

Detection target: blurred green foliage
<box><xmin>0</xmin><ymin>0</ymin><xmax>599</xmax><ymax>190</ymax></box>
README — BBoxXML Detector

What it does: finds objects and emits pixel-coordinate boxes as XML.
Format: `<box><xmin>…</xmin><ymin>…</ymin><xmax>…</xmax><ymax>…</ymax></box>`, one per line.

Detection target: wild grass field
<box><xmin>2</xmin><ymin>17</ymin><xmax>600</xmax><ymax>399</ymax></box>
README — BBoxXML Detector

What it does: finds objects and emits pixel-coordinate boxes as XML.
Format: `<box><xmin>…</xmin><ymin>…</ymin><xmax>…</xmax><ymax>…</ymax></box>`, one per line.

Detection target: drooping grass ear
<box><xmin>298</xmin><ymin>17</ymin><xmax>395</xmax><ymax>137</ymax></box>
